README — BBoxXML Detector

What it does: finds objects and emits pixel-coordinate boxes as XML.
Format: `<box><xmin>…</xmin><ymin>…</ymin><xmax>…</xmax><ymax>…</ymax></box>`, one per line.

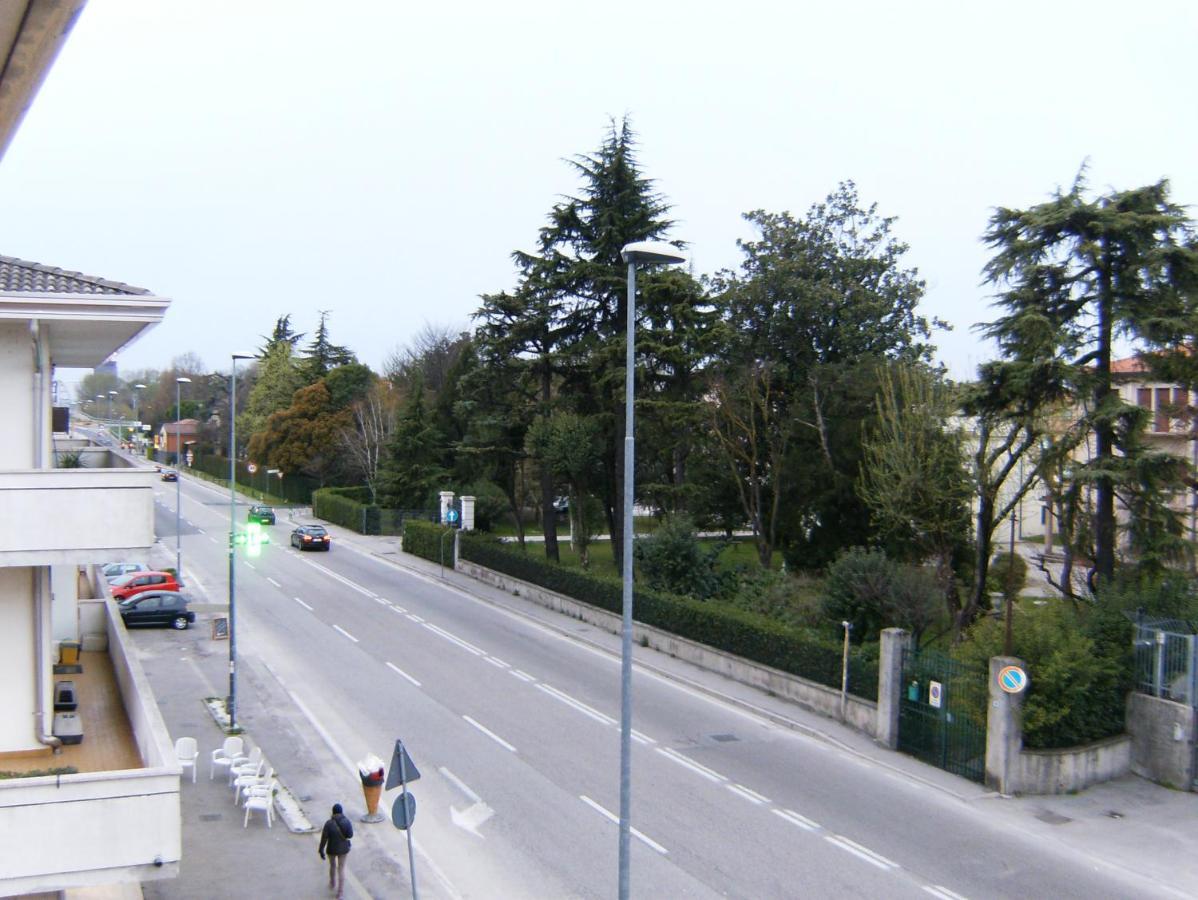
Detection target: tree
<box><xmin>339</xmin><ymin>381</ymin><xmax>395</xmax><ymax>505</ymax></box>
<box><xmin>384</xmin><ymin>324</ymin><xmax>470</xmax><ymax>396</ymax></box>
<box><xmin>302</xmin><ymin>311</ymin><xmax>355</xmax><ymax>382</ymax></box>
<box><xmin>258</xmin><ymin>314</ymin><xmax>305</xmax><ymax>357</ymax></box>
<box><xmin>859</xmin><ymin>364</ymin><xmax>974</xmax><ymax>634</ymax></box>
<box><xmin>708</xmin><ymin>183</ymin><xmax>938</xmax><ymax>569</ymax></box>
<box><xmin>981</xmin><ymin>175</ymin><xmax>1198</xmax><ymax>586</ymax></box>
<box><xmin>240</xmin><ymin>343</ymin><xmax>304</xmax><ymax>441</ymax></box>
<box><xmin>248</xmin><ymin>381</ymin><xmax>351</xmax><ymax>484</ymax></box>
<box><xmin>634</xmin><ymin>515</ymin><xmax>726</xmax><ymax>599</ymax></box>
<box><xmin>527</xmin><ymin>412</ymin><xmax>604</xmax><ymax>566</ymax></box>
<box><xmin>379</xmin><ymin>373</ymin><xmax>449</xmax><ymax>508</ymax></box>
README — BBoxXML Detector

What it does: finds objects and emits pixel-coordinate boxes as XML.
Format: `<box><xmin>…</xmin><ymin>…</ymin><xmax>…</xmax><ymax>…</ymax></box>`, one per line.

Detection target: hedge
<box><xmin>403</xmin><ymin>519</ymin><xmax>457</xmax><ymax>566</ymax></box>
<box><xmin>313</xmin><ymin>487</ymin><xmax>379</xmax><ymax>534</ymax></box>
<box><xmin>458</xmin><ymin>532</ymin><xmax>878</xmax><ymax>700</ymax></box>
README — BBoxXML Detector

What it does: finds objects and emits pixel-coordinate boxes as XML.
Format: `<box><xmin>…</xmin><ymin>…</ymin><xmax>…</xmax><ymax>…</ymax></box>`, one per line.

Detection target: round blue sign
<box><xmin>445</xmin><ymin>509</ymin><xmax>460</xmax><ymax>524</ymax></box>
<box><xmin>998</xmin><ymin>665</ymin><xmax>1028</xmax><ymax>694</ymax></box>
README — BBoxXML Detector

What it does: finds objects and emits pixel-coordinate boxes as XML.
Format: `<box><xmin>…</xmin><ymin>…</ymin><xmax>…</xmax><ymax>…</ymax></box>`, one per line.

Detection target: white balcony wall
<box><xmin>0</xmin><ymin>567</ymin><xmax>35</xmax><ymax>751</ymax></box>
<box><xmin>0</xmin><ymin>468</ymin><xmax>157</xmax><ymax>567</ymax></box>
<box><xmin>0</xmin><ymin>320</ymin><xmax>34</xmax><ymax>468</ymax></box>
<box><xmin>50</xmin><ymin>562</ymin><xmax>80</xmax><ymax>642</ymax></box>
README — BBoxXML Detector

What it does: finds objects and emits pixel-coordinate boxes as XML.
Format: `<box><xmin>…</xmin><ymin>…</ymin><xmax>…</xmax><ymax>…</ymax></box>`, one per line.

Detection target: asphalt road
<box><xmin>144</xmin><ymin>468</ymin><xmax>1180</xmax><ymax>900</ymax></box>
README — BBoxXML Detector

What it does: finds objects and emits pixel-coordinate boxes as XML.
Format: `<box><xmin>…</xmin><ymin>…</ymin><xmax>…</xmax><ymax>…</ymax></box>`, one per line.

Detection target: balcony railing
<box><xmin>0</xmin><ymin>468</ymin><xmax>157</xmax><ymax>566</ymax></box>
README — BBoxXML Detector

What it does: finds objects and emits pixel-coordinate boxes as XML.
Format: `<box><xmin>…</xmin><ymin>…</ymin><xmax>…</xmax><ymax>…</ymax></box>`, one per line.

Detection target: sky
<box><xmin>2</xmin><ymin>1</ymin><xmax>1195</xmax><ymax>396</ymax></box>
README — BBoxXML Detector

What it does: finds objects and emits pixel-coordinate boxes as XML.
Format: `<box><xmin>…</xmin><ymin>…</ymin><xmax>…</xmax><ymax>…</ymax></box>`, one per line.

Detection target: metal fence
<box><xmin>1134</xmin><ymin>620</ymin><xmax>1197</xmax><ymax>707</ymax></box>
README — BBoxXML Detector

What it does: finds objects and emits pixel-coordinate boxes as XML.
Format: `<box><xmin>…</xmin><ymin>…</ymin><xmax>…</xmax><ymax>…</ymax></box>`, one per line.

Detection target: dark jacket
<box><xmin>319</xmin><ymin>814</ymin><xmax>354</xmax><ymax>856</ymax></box>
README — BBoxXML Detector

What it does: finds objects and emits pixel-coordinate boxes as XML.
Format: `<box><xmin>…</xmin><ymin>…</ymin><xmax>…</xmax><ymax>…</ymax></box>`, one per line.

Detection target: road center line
<box><xmin>243</xmin><ymin>561</ymin><xmax>256</xmax><ymax>570</ymax></box>
<box><xmin>579</xmin><ymin>796</ymin><xmax>668</xmax><ymax>855</ymax></box>
<box><xmin>386</xmin><ymin>661</ymin><xmax>422</xmax><ymax>687</ymax></box>
<box><xmin>407</xmin><ymin>614</ymin><xmax>424</xmax><ymax>623</ymax></box>
<box><xmin>462</xmin><ymin>715</ymin><xmax>517</xmax><ymax>753</ymax></box>
<box><xmin>374</xmin><ymin>597</ymin><xmax>390</xmax><ymax>605</ymax></box>
<box><xmin>333</xmin><ymin>624</ymin><xmax>359</xmax><ymax>643</ymax></box>
<box><xmin>727</xmin><ymin>783</ymin><xmax>770</xmax><ymax>805</ymax></box>
<box><xmin>208</xmin><ymin>536</ymin><xmax>219</xmax><ymax>544</ymax></box>
<box><xmin>294</xmin><ymin>597</ymin><xmax>313</xmax><ymax>611</ymax></box>
<box><xmin>423</xmin><ymin>623</ymin><xmax>485</xmax><ymax>656</ymax></box>
<box><xmin>300</xmin><ymin>557</ymin><xmax>375</xmax><ymax>597</ymax></box>
<box><xmin>923</xmin><ymin>887</ymin><xmax>970</xmax><ymax>900</ymax></box>
<box><xmin>509</xmin><ymin>669</ymin><xmax>535</xmax><ymax>683</ymax></box>
<box><xmin>484</xmin><ymin>657</ymin><xmax>509</xmax><ymax>669</ymax></box>
<box><xmin>631</xmin><ymin>729</ymin><xmax>656</xmax><ymax>746</ymax></box>
<box><xmin>772</xmin><ymin>808</ymin><xmax>820</xmax><ymax>832</ymax></box>
<box><xmin>824</xmin><ymin>835</ymin><xmax>897</xmax><ymax>871</ymax></box>
<box><xmin>536</xmin><ymin>684</ymin><xmax>616</xmax><ymax>726</ymax></box>
<box><xmin>655</xmin><ymin>747</ymin><xmax>727</xmax><ymax>783</ymax></box>
<box><xmin>267</xmin><ymin>577</ymin><xmax>281</xmax><ymax>588</ymax></box>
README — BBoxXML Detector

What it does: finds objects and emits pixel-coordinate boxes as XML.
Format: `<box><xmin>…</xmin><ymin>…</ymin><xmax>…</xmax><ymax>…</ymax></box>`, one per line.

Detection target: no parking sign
<box><xmin>928</xmin><ymin>680</ymin><xmax>943</xmax><ymax>708</ymax></box>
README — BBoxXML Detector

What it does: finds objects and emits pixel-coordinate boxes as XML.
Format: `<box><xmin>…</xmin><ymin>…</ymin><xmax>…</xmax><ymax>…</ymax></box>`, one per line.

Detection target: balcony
<box><xmin>0</xmin><ymin>594</ymin><xmax>180</xmax><ymax>895</ymax></box>
<box><xmin>0</xmin><ymin>468</ymin><xmax>157</xmax><ymax>566</ymax></box>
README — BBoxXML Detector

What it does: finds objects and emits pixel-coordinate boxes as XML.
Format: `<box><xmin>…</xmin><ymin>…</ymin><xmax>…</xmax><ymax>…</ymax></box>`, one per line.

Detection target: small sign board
<box><xmin>445</xmin><ymin>508</ymin><xmax>460</xmax><ymax>525</ymax></box>
<box><xmin>928</xmin><ymin>680</ymin><xmax>943</xmax><ymax>709</ymax></box>
<box><xmin>391</xmin><ymin>792</ymin><xmax>417</xmax><ymax>830</ymax></box>
<box><xmin>211</xmin><ymin>617</ymin><xmax>229</xmax><ymax>640</ymax></box>
<box><xmin>385</xmin><ymin>739</ymin><xmax>422</xmax><ymax>790</ymax></box>
<box><xmin>998</xmin><ymin>664</ymin><xmax>1028</xmax><ymax>694</ymax></box>
<box><xmin>246</xmin><ymin>463</ymin><xmax>258</xmax><ymax>474</ymax></box>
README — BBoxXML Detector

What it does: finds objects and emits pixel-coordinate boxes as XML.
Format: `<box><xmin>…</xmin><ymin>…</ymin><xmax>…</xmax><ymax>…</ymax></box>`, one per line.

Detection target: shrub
<box><xmin>726</xmin><ymin>568</ymin><xmax>826</xmax><ymax>630</ymax></box>
<box><xmin>634</xmin><ymin>515</ymin><xmax>726</xmax><ymax>599</ymax></box>
<box><xmin>459</xmin><ymin>532</ymin><xmax>879</xmax><ymax>700</ymax></box>
<box><xmin>822</xmin><ymin>547</ymin><xmax>895</xmax><ymax>642</ymax></box>
<box><xmin>454</xmin><ymin>480</ymin><xmax>508</xmax><ymax>532</ymax></box>
<box><xmin>954</xmin><ymin>603</ymin><xmax>1127</xmax><ymax>749</ymax></box>
<box><xmin>313</xmin><ymin>487</ymin><xmax>379</xmax><ymax>534</ymax></box>
<box><xmin>987</xmin><ymin>551</ymin><xmax>1028</xmax><ymax>597</ymax></box>
<box><xmin>402</xmin><ymin>519</ymin><xmax>456</xmax><ymax>565</ymax></box>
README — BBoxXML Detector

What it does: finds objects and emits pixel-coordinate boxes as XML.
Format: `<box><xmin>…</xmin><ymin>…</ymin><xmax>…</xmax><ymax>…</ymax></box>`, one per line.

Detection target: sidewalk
<box><xmin>300</xmin><ymin>511</ymin><xmax>1198</xmax><ymax>900</ymax></box>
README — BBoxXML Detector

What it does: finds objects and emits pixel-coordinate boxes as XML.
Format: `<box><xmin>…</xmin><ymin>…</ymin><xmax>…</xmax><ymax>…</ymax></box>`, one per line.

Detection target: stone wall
<box><xmin>1127</xmin><ymin>692</ymin><xmax>1197</xmax><ymax>790</ymax></box>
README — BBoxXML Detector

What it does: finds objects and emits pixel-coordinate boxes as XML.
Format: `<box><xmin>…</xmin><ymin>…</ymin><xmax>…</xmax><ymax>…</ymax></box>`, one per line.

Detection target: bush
<box><xmin>822</xmin><ymin>548</ymin><xmax>895</xmax><ymax>642</ymax></box>
<box><xmin>459</xmin><ymin>532</ymin><xmax>879</xmax><ymax>700</ymax></box>
<box><xmin>454</xmin><ymin>480</ymin><xmax>508</xmax><ymax>532</ymax></box>
<box><xmin>313</xmin><ymin>487</ymin><xmax>379</xmax><ymax>534</ymax></box>
<box><xmin>987</xmin><ymin>551</ymin><xmax>1028</xmax><ymax>597</ymax></box>
<box><xmin>402</xmin><ymin>519</ymin><xmax>456</xmax><ymax>565</ymax></box>
<box><xmin>955</xmin><ymin>603</ymin><xmax>1127</xmax><ymax>749</ymax></box>
<box><xmin>726</xmin><ymin>568</ymin><xmax>827</xmax><ymax>630</ymax></box>
<box><xmin>634</xmin><ymin>515</ymin><xmax>727</xmax><ymax>599</ymax></box>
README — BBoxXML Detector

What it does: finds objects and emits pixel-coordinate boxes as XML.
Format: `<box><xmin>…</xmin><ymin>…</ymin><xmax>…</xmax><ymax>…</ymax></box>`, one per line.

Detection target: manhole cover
<box><xmin>199</xmin><ymin>814</ymin><xmax>222</xmax><ymax>822</ymax></box>
<box><xmin>710</xmin><ymin>733</ymin><xmax>739</xmax><ymax>743</ymax></box>
<box><xmin>1035</xmin><ymin>809</ymin><xmax>1072</xmax><ymax>825</ymax></box>
<box><xmin>1106</xmin><ymin>810</ymin><xmax>1124</xmax><ymax>819</ymax></box>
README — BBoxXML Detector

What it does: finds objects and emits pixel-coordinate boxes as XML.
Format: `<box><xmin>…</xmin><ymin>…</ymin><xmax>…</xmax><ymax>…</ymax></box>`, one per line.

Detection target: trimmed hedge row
<box><xmin>403</xmin><ymin>519</ymin><xmax>457</xmax><ymax>565</ymax></box>
<box><xmin>459</xmin><ymin>533</ymin><xmax>878</xmax><ymax>700</ymax></box>
<box><xmin>313</xmin><ymin>487</ymin><xmax>380</xmax><ymax>534</ymax></box>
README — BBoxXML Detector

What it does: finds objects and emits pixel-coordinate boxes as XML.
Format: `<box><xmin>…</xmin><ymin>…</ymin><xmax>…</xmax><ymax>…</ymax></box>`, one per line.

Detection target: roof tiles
<box><xmin>0</xmin><ymin>254</ymin><xmax>150</xmax><ymax>296</ymax></box>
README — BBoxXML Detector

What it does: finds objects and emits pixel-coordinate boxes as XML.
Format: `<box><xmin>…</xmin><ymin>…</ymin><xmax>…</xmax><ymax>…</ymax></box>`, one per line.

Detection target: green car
<box><xmin>248</xmin><ymin>505</ymin><xmax>276</xmax><ymax>525</ymax></box>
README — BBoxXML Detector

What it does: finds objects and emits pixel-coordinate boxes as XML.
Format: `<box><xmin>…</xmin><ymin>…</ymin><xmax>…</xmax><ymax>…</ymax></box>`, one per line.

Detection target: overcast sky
<box><xmin>3</xmin><ymin>1</ymin><xmax>1195</xmax><ymax>393</ymax></box>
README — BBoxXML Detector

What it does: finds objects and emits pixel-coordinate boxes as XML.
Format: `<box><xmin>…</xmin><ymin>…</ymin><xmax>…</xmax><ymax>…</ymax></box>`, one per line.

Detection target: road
<box><xmin>142</xmin><ymin>464</ymin><xmax>1182</xmax><ymax>899</ymax></box>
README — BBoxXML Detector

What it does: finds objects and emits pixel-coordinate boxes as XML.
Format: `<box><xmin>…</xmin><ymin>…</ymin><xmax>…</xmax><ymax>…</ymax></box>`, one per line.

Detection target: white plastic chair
<box><xmin>227</xmin><ymin>746</ymin><xmax>262</xmax><ymax>785</ymax></box>
<box><xmin>236</xmin><ymin>766</ymin><xmax>274</xmax><ymax>806</ymax></box>
<box><xmin>231</xmin><ymin>759</ymin><xmax>267</xmax><ymax>804</ymax></box>
<box><xmin>174</xmin><ymin>737</ymin><xmax>198</xmax><ymax>784</ymax></box>
<box><xmin>243</xmin><ymin>779</ymin><xmax>276</xmax><ymax>828</ymax></box>
<box><xmin>210</xmin><ymin>735</ymin><xmax>244</xmax><ymax>781</ymax></box>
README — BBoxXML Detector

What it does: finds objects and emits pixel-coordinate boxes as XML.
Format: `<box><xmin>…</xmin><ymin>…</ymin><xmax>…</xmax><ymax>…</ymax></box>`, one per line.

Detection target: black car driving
<box><xmin>291</xmin><ymin>524</ymin><xmax>331</xmax><ymax>551</ymax></box>
<box><xmin>248</xmin><ymin>505</ymin><xmax>276</xmax><ymax>525</ymax></box>
<box><xmin>118</xmin><ymin>591</ymin><xmax>195</xmax><ymax>630</ymax></box>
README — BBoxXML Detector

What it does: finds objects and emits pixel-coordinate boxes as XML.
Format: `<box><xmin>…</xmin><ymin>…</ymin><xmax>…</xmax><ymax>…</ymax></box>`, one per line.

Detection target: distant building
<box><xmin>158</xmin><ymin>418</ymin><xmax>201</xmax><ymax>456</ymax></box>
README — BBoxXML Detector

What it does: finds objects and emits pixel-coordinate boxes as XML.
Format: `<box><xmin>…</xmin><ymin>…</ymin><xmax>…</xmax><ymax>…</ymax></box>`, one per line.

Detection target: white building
<box><xmin>0</xmin><ymin>6</ymin><xmax>185</xmax><ymax>893</ymax></box>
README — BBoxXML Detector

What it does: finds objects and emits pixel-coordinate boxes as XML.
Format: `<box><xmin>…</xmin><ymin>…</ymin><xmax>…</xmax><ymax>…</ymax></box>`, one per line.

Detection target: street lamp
<box><xmin>107</xmin><ymin>389</ymin><xmax>117</xmax><ymax>421</ymax></box>
<box><xmin>94</xmin><ymin>395</ymin><xmax>104</xmax><ymax>418</ymax></box>
<box><xmin>228</xmin><ymin>352</ymin><xmax>255</xmax><ymax>730</ymax></box>
<box><xmin>616</xmin><ymin>241</ymin><xmax>685</xmax><ymax>900</ymax></box>
<box><xmin>175</xmin><ymin>377</ymin><xmax>192</xmax><ymax>576</ymax></box>
<box><xmin>132</xmin><ymin>382</ymin><xmax>146</xmax><ymax>424</ymax></box>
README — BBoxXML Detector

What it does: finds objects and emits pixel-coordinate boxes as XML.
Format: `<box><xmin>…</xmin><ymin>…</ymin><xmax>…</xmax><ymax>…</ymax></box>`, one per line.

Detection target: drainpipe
<box><xmin>33</xmin><ymin>567</ymin><xmax>62</xmax><ymax>753</ymax></box>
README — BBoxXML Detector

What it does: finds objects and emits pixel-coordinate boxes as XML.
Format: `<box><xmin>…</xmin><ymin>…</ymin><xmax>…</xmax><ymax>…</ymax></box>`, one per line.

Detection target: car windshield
<box><xmin>258</xmin><ymin>507</ymin><xmax>274</xmax><ymax>513</ymax></box>
<box><xmin>110</xmin><ymin>573</ymin><xmax>138</xmax><ymax>586</ymax></box>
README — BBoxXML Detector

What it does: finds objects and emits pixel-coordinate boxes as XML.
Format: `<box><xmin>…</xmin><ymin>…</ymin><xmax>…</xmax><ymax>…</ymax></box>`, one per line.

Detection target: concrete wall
<box><xmin>0</xmin><ymin>320</ymin><xmax>33</xmax><ymax>469</ymax></box>
<box><xmin>0</xmin><ymin>566</ymin><xmax>36</xmax><ymax>752</ymax></box>
<box><xmin>458</xmin><ymin>559</ymin><xmax>879</xmax><ymax>736</ymax></box>
<box><xmin>50</xmin><ymin>562</ymin><xmax>79</xmax><ymax>642</ymax></box>
<box><xmin>1127</xmin><ymin>692</ymin><xmax>1197</xmax><ymax>790</ymax></box>
<box><xmin>1018</xmin><ymin>735</ymin><xmax>1132</xmax><ymax>794</ymax></box>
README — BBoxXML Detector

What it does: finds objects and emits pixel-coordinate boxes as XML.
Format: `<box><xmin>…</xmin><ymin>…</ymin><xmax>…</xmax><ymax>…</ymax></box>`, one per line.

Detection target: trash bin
<box><xmin>358</xmin><ymin>754</ymin><xmax>386</xmax><ymax>823</ymax></box>
<box><xmin>59</xmin><ymin>641</ymin><xmax>81</xmax><ymax>666</ymax></box>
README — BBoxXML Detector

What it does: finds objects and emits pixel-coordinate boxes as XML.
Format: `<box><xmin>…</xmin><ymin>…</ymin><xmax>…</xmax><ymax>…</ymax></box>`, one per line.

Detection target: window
<box><xmin>138</xmin><ymin>597</ymin><xmax>161</xmax><ymax>611</ymax></box>
<box><xmin>1156</xmin><ymin>388</ymin><xmax>1171</xmax><ymax>432</ymax></box>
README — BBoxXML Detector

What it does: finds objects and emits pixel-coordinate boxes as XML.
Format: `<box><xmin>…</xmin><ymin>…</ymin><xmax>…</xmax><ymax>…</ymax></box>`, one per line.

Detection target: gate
<box><xmin>897</xmin><ymin>648</ymin><xmax>987</xmax><ymax>783</ymax></box>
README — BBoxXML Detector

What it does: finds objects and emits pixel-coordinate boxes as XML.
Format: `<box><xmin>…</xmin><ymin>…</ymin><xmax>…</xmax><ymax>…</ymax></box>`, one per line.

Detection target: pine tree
<box><xmin>303</xmin><ymin>311</ymin><xmax>356</xmax><ymax>381</ymax></box>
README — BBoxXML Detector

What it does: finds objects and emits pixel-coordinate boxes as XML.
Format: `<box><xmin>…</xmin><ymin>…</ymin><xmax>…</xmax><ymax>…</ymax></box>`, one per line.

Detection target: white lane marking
<box><xmin>772</xmin><ymin>808</ymin><xmax>819</xmax><ymax>832</ymax></box>
<box><xmin>579</xmin><ymin>796</ymin><xmax>668</xmax><ymax>855</ymax></box>
<box><xmin>824</xmin><ymin>835</ymin><xmax>897</xmax><ymax>871</ymax></box>
<box><xmin>631</xmin><ymin>729</ymin><xmax>655</xmax><ymax>746</ymax></box>
<box><xmin>294</xmin><ymin>597</ymin><xmax>314</xmax><ymax>611</ymax></box>
<box><xmin>510</xmin><ymin>669</ymin><xmax>536</xmax><ymax>683</ymax></box>
<box><xmin>185</xmin><ymin>519</ymin><xmax>194</xmax><ymax>526</ymax></box>
<box><xmin>462</xmin><ymin>715</ymin><xmax>517</xmax><ymax>753</ymax></box>
<box><xmin>386</xmin><ymin>661</ymin><xmax>421</xmax><ymax>687</ymax></box>
<box><xmin>244</xmin><ymin>561</ymin><xmax>256</xmax><ymax>570</ymax></box>
<box><xmin>375</xmin><ymin>597</ymin><xmax>390</xmax><ymax>605</ymax></box>
<box><xmin>333</xmin><ymin>625</ymin><xmax>359</xmax><ymax>643</ymax></box>
<box><xmin>196</xmin><ymin>528</ymin><xmax>205</xmax><ymax>535</ymax></box>
<box><xmin>423</xmin><ymin>623</ymin><xmax>485</xmax><ymax>656</ymax></box>
<box><xmin>439</xmin><ymin>767</ymin><xmax>482</xmax><ymax>804</ymax></box>
<box><xmin>407</xmin><ymin>614</ymin><xmax>424</xmax><ymax>623</ymax></box>
<box><xmin>655</xmin><ymin>747</ymin><xmax>727</xmax><ymax>783</ymax></box>
<box><xmin>536</xmin><ymin>684</ymin><xmax>617</xmax><ymax>726</ymax></box>
<box><xmin>727</xmin><ymin>783</ymin><xmax>770</xmax><ymax>805</ymax></box>
<box><xmin>485</xmin><ymin>657</ymin><xmax>508</xmax><ymax>669</ymax></box>
<box><xmin>267</xmin><ymin>577</ymin><xmax>281</xmax><ymax>588</ymax></box>
<box><xmin>299</xmin><ymin>557</ymin><xmax>375</xmax><ymax>597</ymax></box>
<box><xmin>390</xmin><ymin>604</ymin><xmax>407</xmax><ymax>613</ymax></box>
<box><xmin>389</xmin><ymin>606</ymin><xmax>407</xmax><ymax>617</ymax></box>
<box><xmin>209</xmin><ymin>536</ymin><xmax>219</xmax><ymax>544</ymax></box>
<box><xmin>923</xmin><ymin>888</ymin><xmax>969</xmax><ymax>900</ymax></box>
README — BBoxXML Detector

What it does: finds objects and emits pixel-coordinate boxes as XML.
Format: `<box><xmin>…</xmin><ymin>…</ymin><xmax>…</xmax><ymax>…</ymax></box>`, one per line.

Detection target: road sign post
<box><xmin>387</xmin><ymin>738</ymin><xmax>421</xmax><ymax>899</ymax></box>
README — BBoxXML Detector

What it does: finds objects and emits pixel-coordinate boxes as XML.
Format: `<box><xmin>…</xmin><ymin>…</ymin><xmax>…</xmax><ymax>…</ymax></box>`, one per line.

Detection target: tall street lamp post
<box><xmin>227</xmin><ymin>352</ymin><xmax>254</xmax><ymax>729</ymax></box>
<box><xmin>132</xmin><ymin>382</ymin><xmax>146</xmax><ymax>424</ymax></box>
<box><xmin>616</xmin><ymin>241</ymin><xmax>686</xmax><ymax>900</ymax></box>
<box><xmin>107</xmin><ymin>389</ymin><xmax>117</xmax><ymax>422</ymax></box>
<box><xmin>174</xmin><ymin>377</ymin><xmax>191</xmax><ymax>576</ymax></box>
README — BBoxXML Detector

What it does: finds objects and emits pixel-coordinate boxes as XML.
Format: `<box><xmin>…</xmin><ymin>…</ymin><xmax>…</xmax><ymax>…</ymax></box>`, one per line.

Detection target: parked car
<box><xmin>118</xmin><ymin>591</ymin><xmax>195</xmax><ymax>630</ymax></box>
<box><xmin>102</xmin><ymin>562</ymin><xmax>148</xmax><ymax>582</ymax></box>
<box><xmin>111</xmin><ymin>571</ymin><xmax>181</xmax><ymax>600</ymax></box>
<box><xmin>290</xmin><ymin>524</ymin><xmax>331</xmax><ymax>551</ymax></box>
<box><xmin>161</xmin><ymin>469</ymin><xmax>179</xmax><ymax>482</ymax></box>
<box><xmin>248</xmin><ymin>505</ymin><xmax>276</xmax><ymax>525</ymax></box>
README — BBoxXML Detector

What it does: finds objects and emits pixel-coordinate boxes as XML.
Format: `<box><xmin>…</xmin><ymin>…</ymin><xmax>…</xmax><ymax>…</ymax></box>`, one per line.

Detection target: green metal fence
<box><xmin>897</xmin><ymin>648</ymin><xmax>987</xmax><ymax>783</ymax></box>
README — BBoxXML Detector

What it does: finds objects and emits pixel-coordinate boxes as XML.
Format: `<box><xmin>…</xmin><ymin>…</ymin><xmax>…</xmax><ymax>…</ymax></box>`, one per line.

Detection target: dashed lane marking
<box><xmin>824</xmin><ymin>834</ymin><xmax>898</xmax><ymax>871</ymax></box>
<box><xmin>423</xmin><ymin>623</ymin><xmax>485</xmax><ymax>656</ymax></box>
<box><xmin>386</xmin><ymin>661</ymin><xmax>421</xmax><ymax>687</ymax></box>
<box><xmin>923</xmin><ymin>887</ymin><xmax>969</xmax><ymax>900</ymax></box>
<box><xmin>655</xmin><ymin>747</ymin><xmax>727</xmax><ymax>784</ymax></box>
<box><xmin>267</xmin><ymin>577</ymin><xmax>281</xmax><ymax>588</ymax></box>
<box><xmin>462</xmin><ymin>715</ymin><xmax>517</xmax><ymax>753</ymax></box>
<box><xmin>536</xmin><ymin>684</ymin><xmax>616</xmax><ymax>726</ymax></box>
<box><xmin>579</xmin><ymin>796</ymin><xmax>668</xmax><ymax>855</ymax></box>
<box><xmin>772</xmin><ymin>808</ymin><xmax>820</xmax><ymax>832</ymax></box>
<box><xmin>510</xmin><ymin>669</ymin><xmax>536</xmax><ymax>683</ymax></box>
<box><xmin>727</xmin><ymin>783</ymin><xmax>770</xmax><ymax>805</ymax></box>
<box><xmin>294</xmin><ymin>597</ymin><xmax>313</xmax><ymax>611</ymax></box>
<box><xmin>333</xmin><ymin>624</ymin><xmax>359</xmax><ymax>643</ymax></box>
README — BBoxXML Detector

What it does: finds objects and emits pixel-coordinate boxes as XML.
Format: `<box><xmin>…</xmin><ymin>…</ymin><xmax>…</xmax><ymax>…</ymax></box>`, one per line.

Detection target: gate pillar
<box><xmin>986</xmin><ymin>655</ymin><xmax>1025</xmax><ymax>794</ymax></box>
<box><xmin>877</xmin><ymin>628</ymin><xmax>910</xmax><ymax>749</ymax></box>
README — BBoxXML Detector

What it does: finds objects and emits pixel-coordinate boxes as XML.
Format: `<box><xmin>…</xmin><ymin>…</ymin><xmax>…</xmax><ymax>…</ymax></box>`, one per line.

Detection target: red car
<box><xmin>110</xmin><ymin>571</ymin><xmax>180</xmax><ymax>601</ymax></box>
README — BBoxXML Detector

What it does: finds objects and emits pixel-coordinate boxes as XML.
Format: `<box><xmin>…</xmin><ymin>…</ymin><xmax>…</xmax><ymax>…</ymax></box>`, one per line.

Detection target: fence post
<box><xmin>1155</xmin><ymin>630</ymin><xmax>1166</xmax><ymax>698</ymax></box>
<box><xmin>876</xmin><ymin>628</ymin><xmax>910</xmax><ymax>749</ymax></box>
<box><xmin>839</xmin><ymin>621</ymin><xmax>852</xmax><ymax>722</ymax></box>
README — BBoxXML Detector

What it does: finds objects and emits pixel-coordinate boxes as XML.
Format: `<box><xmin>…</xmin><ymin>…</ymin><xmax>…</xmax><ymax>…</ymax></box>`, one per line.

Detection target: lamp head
<box><xmin>621</xmin><ymin>241</ymin><xmax>687</xmax><ymax>266</ymax></box>
<box><xmin>176</xmin><ymin>376</ymin><xmax>192</xmax><ymax>384</ymax></box>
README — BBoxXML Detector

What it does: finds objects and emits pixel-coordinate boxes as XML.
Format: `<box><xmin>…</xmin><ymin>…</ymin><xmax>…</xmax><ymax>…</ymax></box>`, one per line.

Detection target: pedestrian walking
<box><xmin>318</xmin><ymin>802</ymin><xmax>354</xmax><ymax>898</ymax></box>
